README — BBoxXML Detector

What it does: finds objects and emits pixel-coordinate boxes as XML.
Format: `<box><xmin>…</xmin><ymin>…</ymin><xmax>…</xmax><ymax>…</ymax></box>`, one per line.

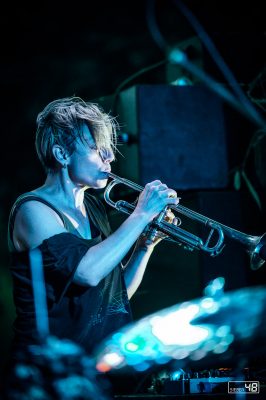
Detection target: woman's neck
<box><xmin>38</xmin><ymin>171</ymin><xmax>88</xmax><ymax>212</ymax></box>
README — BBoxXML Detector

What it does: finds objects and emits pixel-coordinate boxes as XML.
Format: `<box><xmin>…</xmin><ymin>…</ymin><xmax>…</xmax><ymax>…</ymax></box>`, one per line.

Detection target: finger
<box><xmin>167</xmin><ymin>196</ymin><xmax>181</xmax><ymax>206</ymax></box>
<box><xmin>154</xmin><ymin>232</ymin><xmax>167</xmax><ymax>241</ymax></box>
<box><xmin>167</xmin><ymin>189</ymin><xmax>178</xmax><ymax>199</ymax></box>
<box><xmin>166</xmin><ymin>209</ymin><xmax>175</xmax><ymax>218</ymax></box>
<box><xmin>159</xmin><ymin>188</ymin><xmax>181</xmax><ymax>202</ymax></box>
<box><xmin>155</xmin><ymin>231</ymin><xmax>166</xmax><ymax>238</ymax></box>
<box><xmin>173</xmin><ymin>217</ymin><xmax>179</xmax><ymax>226</ymax></box>
<box><xmin>157</xmin><ymin>183</ymin><xmax>168</xmax><ymax>191</ymax></box>
<box><xmin>164</xmin><ymin>210</ymin><xmax>175</xmax><ymax>223</ymax></box>
<box><xmin>149</xmin><ymin>183</ymin><xmax>168</xmax><ymax>193</ymax></box>
<box><xmin>162</xmin><ymin>188</ymin><xmax>178</xmax><ymax>198</ymax></box>
<box><xmin>146</xmin><ymin>180</ymin><xmax>162</xmax><ymax>188</ymax></box>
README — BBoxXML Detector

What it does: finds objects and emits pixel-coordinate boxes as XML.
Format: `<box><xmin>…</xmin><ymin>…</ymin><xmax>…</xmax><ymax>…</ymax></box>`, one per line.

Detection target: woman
<box><xmin>7</xmin><ymin>96</ymin><xmax>179</xmax><ymax>359</ymax></box>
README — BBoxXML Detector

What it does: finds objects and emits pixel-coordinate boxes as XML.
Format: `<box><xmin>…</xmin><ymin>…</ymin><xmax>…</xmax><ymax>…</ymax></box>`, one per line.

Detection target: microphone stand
<box><xmin>29</xmin><ymin>248</ymin><xmax>49</xmax><ymax>342</ymax></box>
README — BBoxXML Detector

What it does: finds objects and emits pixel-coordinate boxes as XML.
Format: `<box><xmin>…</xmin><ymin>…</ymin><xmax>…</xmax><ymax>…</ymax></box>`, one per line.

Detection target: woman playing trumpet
<box><xmin>7</xmin><ymin>96</ymin><xmax>180</xmax><ymax>361</ymax></box>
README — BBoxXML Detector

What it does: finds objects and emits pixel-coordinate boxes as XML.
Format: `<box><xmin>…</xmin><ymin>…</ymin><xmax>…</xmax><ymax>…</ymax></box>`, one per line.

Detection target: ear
<box><xmin>52</xmin><ymin>145</ymin><xmax>69</xmax><ymax>167</ymax></box>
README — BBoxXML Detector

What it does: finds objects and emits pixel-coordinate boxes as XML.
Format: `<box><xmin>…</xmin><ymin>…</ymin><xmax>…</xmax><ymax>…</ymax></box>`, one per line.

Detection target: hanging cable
<box><xmin>145</xmin><ymin>0</ymin><xmax>266</xmax><ymax>129</ymax></box>
<box><xmin>172</xmin><ymin>0</ymin><xmax>265</xmax><ymax>129</ymax></box>
<box><xmin>111</xmin><ymin>58</ymin><xmax>168</xmax><ymax>114</ymax></box>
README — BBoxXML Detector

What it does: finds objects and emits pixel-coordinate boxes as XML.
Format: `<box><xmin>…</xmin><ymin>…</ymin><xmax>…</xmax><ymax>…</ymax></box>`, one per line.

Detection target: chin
<box><xmin>92</xmin><ymin>178</ymin><xmax>108</xmax><ymax>189</ymax></box>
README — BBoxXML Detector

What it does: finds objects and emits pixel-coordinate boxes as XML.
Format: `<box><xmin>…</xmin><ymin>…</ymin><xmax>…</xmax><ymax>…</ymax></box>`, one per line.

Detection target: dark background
<box><xmin>0</xmin><ymin>0</ymin><xmax>265</xmax><ymax>375</ymax></box>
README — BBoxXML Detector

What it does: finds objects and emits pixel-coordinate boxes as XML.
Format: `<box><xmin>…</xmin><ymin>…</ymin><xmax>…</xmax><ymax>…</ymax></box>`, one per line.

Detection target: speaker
<box><xmin>115</xmin><ymin>84</ymin><xmax>229</xmax><ymax>190</ymax></box>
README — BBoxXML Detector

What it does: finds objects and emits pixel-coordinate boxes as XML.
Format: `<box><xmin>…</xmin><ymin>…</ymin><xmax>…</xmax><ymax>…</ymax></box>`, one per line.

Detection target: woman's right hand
<box><xmin>133</xmin><ymin>180</ymin><xmax>180</xmax><ymax>223</ymax></box>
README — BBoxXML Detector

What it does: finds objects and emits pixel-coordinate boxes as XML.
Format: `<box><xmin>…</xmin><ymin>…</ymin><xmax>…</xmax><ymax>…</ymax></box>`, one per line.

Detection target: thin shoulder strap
<box><xmin>84</xmin><ymin>192</ymin><xmax>112</xmax><ymax>238</ymax></box>
<box><xmin>7</xmin><ymin>193</ymin><xmax>67</xmax><ymax>252</ymax></box>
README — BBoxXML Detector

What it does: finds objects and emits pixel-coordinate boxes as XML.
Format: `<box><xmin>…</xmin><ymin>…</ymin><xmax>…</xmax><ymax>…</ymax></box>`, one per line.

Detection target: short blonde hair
<box><xmin>35</xmin><ymin>96</ymin><xmax>118</xmax><ymax>172</ymax></box>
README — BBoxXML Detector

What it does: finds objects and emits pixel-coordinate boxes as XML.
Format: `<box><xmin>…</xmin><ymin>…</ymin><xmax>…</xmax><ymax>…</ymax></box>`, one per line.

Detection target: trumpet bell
<box><xmin>250</xmin><ymin>233</ymin><xmax>266</xmax><ymax>270</ymax></box>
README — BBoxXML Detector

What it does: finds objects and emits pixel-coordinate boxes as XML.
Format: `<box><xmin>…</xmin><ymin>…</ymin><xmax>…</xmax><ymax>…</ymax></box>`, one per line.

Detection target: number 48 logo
<box><xmin>228</xmin><ymin>381</ymin><xmax>260</xmax><ymax>394</ymax></box>
<box><xmin>245</xmin><ymin>382</ymin><xmax>260</xmax><ymax>393</ymax></box>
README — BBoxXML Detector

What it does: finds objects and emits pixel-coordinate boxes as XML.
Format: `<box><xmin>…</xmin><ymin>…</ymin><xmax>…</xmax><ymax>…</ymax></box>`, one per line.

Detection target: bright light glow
<box><xmin>169</xmin><ymin>48</ymin><xmax>186</xmax><ymax>64</ymax></box>
<box><xmin>125</xmin><ymin>342</ymin><xmax>139</xmax><ymax>352</ymax></box>
<box><xmin>171</xmin><ymin>349</ymin><xmax>190</xmax><ymax>360</ymax></box>
<box><xmin>200</xmin><ymin>297</ymin><xmax>219</xmax><ymax>313</ymax></box>
<box><xmin>172</xmin><ymin>77</ymin><xmax>192</xmax><ymax>86</ymax></box>
<box><xmin>190</xmin><ymin>349</ymin><xmax>207</xmax><ymax>361</ymax></box>
<box><xmin>96</xmin><ymin>362</ymin><xmax>111</xmax><ymax>373</ymax></box>
<box><xmin>134</xmin><ymin>361</ymin><xmax>150</xmax><ymax>372</ymax></box>
<box><xmin>204</xmin><ymin>277</ymin><xmax>225</xmax><ymax>297</ymax></box>
<box><xmin>123</xmin><ymin>335</ymin><xmax>147</xmax><ymax>354</ymax></box>
<box><xmin>202</xmin><ymin>338</ymin><xmax>217</xmax><ymax>352</ymax></box>
<box><xmin>171</xmin><ymin>370</ymin><xmax>183</xmax><ymax>380</ymax></box>
<box><xmin>101</xmin><ymin>352</ymin><xmax>124</xmax><ymax>368</ymax></box>
<box><xmin>216</xmin><ymin>325</ymin><xmax>231</xmax><ymax>338</ymax></box>
<box><xmin>221</xmin><ymin>334</ymin><xmax>234</xmax><ymax>346</ymax></box>
<box><xmin>150</xmin><ymin>305</ymin><xmax>209</xmax><ymax>346</ymax></box>
<box><xmin>112</xmin><ymin>332</ymin><xmax>123</xmax><ymax>341</ymax></box>
<box><xmin>213</xmin><ymin>343</ymin><xmax>229</xmax><ymax>354</ymax></box>
<box><xmin>213</xmin><ymin>277</ymin><xmax>225</xmax><ymax>290</ymax></box>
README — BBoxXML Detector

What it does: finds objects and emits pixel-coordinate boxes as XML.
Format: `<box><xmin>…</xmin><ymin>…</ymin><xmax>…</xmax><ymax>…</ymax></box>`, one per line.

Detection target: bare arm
<box><xmin>123</xmin><ymin>210</ymin><xmax>179</xmax><ymax>299</ymax></box>
<box><xmin>123</xmin><ymin>240</ymin><xmax>154</xmax><ymax>299</ymax></box>
<box><xmin>13</xmin><ymin>182</ymin><xmax>178</xmax><ymax>287</ymax></box>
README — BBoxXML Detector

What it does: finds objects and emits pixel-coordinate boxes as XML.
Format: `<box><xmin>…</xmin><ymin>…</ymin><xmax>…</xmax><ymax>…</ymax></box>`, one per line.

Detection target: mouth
<box><xmin>101</xmin><ymin>171</ymin><xmax>110</xmax><ymax>179</ymax></box>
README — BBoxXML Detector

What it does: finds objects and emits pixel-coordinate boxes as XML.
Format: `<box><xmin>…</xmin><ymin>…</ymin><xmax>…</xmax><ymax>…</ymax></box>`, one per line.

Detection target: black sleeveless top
<box><xmin>8</xmin><ymin>191</ymin><xmax>132</xmax><ymax>357</ymax></box>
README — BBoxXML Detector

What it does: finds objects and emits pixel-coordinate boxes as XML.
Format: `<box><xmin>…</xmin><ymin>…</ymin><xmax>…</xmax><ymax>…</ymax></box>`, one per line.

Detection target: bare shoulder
<box><xmin>13</xmin><ymin>199</ymin><xmax>66</xmax><ymax>251</ymax></box>
<box><xmin>16</xmin><ymin>200</ymin><xmax>64</xmax><ymax>227</ymax></box>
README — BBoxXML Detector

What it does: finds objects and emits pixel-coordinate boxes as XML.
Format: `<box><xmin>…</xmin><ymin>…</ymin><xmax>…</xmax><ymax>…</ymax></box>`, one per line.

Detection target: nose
<box><xmin>100</xmin><ymin>148</ymin><xmax>114</xmax><ymax>164</ymax></box>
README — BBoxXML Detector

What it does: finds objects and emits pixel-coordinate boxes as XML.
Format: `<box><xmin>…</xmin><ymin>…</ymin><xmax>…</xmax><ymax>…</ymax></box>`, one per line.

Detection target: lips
<box><xmin>101</xmin><ymin>171</ymin><xmax>110</xmax><ymax>178</ymax></box>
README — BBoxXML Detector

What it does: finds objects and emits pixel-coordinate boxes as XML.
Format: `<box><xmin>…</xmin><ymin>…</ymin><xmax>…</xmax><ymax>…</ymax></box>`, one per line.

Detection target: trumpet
<box><xmin>104</xmin><ymin>173</ymin><xmax>266</xmax><ymax>270</ymax></box>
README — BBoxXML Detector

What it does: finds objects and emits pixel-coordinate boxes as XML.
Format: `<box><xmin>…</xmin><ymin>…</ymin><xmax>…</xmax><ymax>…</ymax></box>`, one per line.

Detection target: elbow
<box><xmin>73</xmin><ymin>269</ymin><xmax>101</xmax><ymax>287</ymax></box>
<box><xmin>86</xmin><ymin>276</ymin><xmax>101</xmax><ymax>287</ymax></box>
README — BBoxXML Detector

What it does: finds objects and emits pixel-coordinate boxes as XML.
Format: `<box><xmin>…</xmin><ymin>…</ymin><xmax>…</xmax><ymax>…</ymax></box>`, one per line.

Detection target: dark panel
<box><xmin>194</xmin><ymin>191</ymin><xmax>249</xmax><ymax>291</ymax></box>
<box><xmin>117</xmin><ymin>84</ymin><xmax>229</xmax><ymax>190</ymax></box>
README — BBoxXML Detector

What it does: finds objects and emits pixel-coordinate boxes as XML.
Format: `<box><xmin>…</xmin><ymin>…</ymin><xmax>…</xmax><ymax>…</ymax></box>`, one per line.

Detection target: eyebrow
<box><xmin>79</xmin><ymin>134</ymin><xmax>96</xmax><ymax>147</ymax></box>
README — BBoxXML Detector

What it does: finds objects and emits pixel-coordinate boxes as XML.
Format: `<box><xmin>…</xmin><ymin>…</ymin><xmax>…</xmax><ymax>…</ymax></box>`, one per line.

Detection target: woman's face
<box><xmin>67</xmin><ymin>124</ymin><xmax>114</xmax><ymax>189</ymax></box>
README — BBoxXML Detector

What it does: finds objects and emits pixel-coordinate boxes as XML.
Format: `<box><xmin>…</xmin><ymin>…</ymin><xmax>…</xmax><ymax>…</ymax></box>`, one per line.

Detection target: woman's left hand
<box><xmin>136</xmin><ymin>209</ymin><xmax>179</xmax><ymax>251</ymax></box>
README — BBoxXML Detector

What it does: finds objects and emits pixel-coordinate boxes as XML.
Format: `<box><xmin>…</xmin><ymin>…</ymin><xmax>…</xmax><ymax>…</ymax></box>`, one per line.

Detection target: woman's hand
<box><xmin>136</xmin><ymin>208</ymin><xmax>180</xmax><ymax>251</ymax></box>
<box><xmin>133</xmin><ymin>180</ymin><xmax>180</xmax><ymax>224</ymax></box>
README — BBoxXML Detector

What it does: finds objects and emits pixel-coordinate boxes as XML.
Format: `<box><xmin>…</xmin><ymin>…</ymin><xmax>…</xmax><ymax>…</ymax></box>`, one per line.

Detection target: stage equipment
<box><xmin>113</xmin><ymin>84</ymin><xmax>229</xmax><ymax>190</ymax></box>
<box><xmin>94</xmin><ymin>285</ymin><xmax>266</xmax><ymax>374</ymax></box>
<box><xmin>104</xmin><ymin>173</ymin><xmax>266</xmax><ymax>270</ymax></box>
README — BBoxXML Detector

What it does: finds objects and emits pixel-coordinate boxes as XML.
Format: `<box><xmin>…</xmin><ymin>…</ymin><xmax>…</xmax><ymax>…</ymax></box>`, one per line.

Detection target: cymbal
<box><xmin>94</xmin><ymin>285</ymin><xmax>266</xmax><ymax>373</ymax></box>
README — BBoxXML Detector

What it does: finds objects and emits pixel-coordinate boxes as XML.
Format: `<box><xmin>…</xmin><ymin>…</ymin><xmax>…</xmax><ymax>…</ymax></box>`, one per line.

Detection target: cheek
<box><xmin>72</xmin><ymin>153</ymin><xmax>101</xmax><ymax>170</ymax></box>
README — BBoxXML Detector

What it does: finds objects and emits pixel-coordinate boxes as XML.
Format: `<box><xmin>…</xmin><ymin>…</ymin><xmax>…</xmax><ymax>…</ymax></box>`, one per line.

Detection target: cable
<box><xmin>110</xmin><ymin>0</ymin><xmax>170</xmax><ymax>114</ymax></box>
<box><xmin>146</xmin><ymin>0</ymin><xmax>168</xmax><ymax>52</ymax></box>
<box><xmin>172</xmin><ymin>0</ymin><xmax>265</xmax><ymax>129</ymax></box>
<box><xmin>145</xmin><ymin>0</ymin><xmax>266</xmax><ymax>129</ymax></box>
<box><xmin>145</xmin><ymin>0</ymin><xmax>266</xmax><ymax>209</ymax></box>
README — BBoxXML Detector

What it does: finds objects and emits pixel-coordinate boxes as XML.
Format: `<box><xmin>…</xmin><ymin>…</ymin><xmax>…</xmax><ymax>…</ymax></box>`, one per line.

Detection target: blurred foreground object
<box><xmin>4</xmin><ymin>336</ymin><xmax>111</xmax><ymax>400</ymax></box>
<box><xmin>94</xmin><ymin>284</ymin><xmax>266</xmax><ymax>374</ymax></box>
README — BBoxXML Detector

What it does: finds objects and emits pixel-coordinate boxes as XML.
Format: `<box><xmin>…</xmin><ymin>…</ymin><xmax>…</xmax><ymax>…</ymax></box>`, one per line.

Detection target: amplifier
<box><xmin>114</xmin><ymin>84</ymin><xmax>230</xmax><ymax>190</ymax></box>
